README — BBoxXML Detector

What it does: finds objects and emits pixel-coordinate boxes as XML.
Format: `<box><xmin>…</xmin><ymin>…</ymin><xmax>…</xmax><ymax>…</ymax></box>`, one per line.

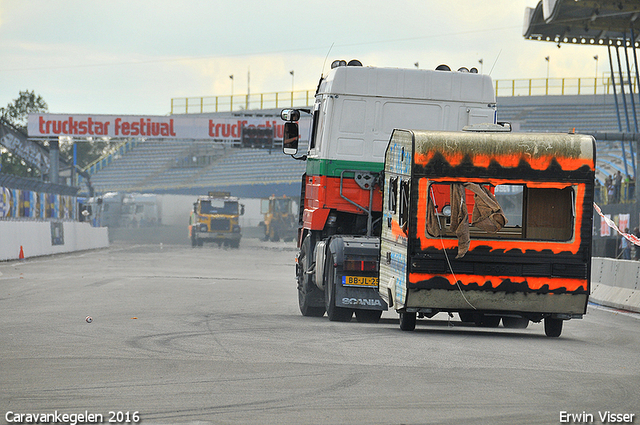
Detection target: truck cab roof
<box><xmin>318</xmin><ymin>64</ymin><xmax>495</xmax><ymax>103</ymax></box>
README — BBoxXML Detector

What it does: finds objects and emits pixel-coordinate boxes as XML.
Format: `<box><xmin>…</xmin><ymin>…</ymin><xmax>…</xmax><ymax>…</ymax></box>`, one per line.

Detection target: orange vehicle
<box><xmin>189</xmin><ymin>192</ymin><xmax>244</xmax><ymax>248</ymax></box>
<box><xmin>379</xmin><ymin>127</ymin><xmax>596</xmax><ymax>337</ymax></box>
<box><xmin>260</xmin><ymin>195</ymin><xmax>297</xmax><ymax>242</ymax></box>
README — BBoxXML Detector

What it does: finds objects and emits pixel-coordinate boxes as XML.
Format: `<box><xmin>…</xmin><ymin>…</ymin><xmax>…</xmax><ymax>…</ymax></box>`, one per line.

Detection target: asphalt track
<box><xmin>1</xmin><ymin>237</ymin><xmax>639</xmax><ymax>425</ymax></box>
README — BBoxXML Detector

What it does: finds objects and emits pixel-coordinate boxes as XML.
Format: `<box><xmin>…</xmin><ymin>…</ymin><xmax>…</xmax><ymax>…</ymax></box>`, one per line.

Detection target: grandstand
<box><xmin>86</xmin><ymin>117</ymin><xmax>306</xmax><ymax>198</ymax></box>
<box><xmin>497</xmin><ymin>94</ymin><xmax>637</xmax><ymax>187</ymax></box>
<box><xmin>84</xmin><ymin>93</ymin><xmax>636</xmax><ymax>200</ymax></box>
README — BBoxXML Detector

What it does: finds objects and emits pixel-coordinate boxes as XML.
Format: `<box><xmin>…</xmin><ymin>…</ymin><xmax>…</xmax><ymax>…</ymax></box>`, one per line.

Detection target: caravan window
<box><xmin>399</xmin><ymin>179</ymin><xmax>410</xmax><ymax>228</ymax></box>
<box><xmin>426</xmin><ymin>182</ymin><xmax>574</xmax><ymax>241</ymax></box>
<box><xmin>524</xmin><ymin>187</ymin><xmax>574</xmax><ymax>241</ymax></box>
<box><xmin>388</xmin><ymin>176</ymin><xmax>398</xmax><ymax>213</ymax></box>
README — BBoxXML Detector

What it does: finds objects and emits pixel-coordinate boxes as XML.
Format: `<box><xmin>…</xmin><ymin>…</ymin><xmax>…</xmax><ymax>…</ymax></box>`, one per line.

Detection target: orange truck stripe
<box><xmin>303</xmin><ymin>175</ymin><xmax>382</xmax><ymax>230</ymax></box>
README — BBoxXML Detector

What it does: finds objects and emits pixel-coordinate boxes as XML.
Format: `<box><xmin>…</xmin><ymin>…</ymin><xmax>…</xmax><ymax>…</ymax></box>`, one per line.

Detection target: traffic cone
<box><xmin>18</xmin><ymin>246</ymin><xmax>24</xmax><ymax>260</ymax></box>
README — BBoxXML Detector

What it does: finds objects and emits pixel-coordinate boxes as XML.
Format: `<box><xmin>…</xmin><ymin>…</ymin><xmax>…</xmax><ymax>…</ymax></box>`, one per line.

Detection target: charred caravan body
<box><xmin>281</xmin><ymin>60</ymin><xmax>496</xmax><ymax>322</ymax></box>
<box><xmin>380</xmin><ymin>129</ymin><xmax>595</xmax><ymax>337</ymax></box>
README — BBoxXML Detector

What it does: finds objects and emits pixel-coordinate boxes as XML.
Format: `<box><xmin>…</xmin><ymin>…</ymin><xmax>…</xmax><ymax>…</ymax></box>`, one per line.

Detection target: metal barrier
<box><xmin>495</xmin><ymin>76</ymin><xmax>637</xmax><ymax>97</ymax></box>
<box><xmin>596</xmin><ymin>181</ymin><xmax>637</xmax><ymax>205</ymax></box>
<box><xmin>170</xmin><ymin>90</ymin><xmax>314</xmax><ymax>114</ymax></box>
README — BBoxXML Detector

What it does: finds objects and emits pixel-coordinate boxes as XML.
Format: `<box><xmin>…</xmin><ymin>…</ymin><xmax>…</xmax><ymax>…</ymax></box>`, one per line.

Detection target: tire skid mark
<box><xmin>128</xmin><ymin>372</ymin><xmax>365</xmax><ymax>422</ymax></box>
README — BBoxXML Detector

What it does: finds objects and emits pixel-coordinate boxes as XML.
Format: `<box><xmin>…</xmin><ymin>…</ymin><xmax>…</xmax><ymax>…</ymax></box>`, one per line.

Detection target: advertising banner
<box><xmin>27</xmin><ymin>113</ymin><xmax>310</xmax><ymax>141</ymax></box>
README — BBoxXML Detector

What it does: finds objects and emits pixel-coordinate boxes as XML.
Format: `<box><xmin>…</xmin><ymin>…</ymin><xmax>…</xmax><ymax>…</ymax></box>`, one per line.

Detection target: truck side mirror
<box><xmin>283</xmin><ymin>122</ymin><xmax>299</xmax><ymax>155</ymax></box>
<box><xmin>240</xmin><ymin>205</ymin><xmax>245</xmax><ymax>215</ymax></box>
<box><xmin>193</xmin><ymin>204</ymin><xmax>197</xmax><ymax>213</ymax></box>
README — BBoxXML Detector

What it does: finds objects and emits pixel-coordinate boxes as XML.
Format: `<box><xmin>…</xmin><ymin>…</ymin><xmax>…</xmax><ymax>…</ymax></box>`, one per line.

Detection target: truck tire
<box><xmin>325</xmin><ymin>260</ymin><xmax>353</xmax><ymax>322</ymax></box>
<box><xmin>355</xmin><ymin>310</ymin><xmax>382</xmax><ymax>323</ymax></box>
<box><xmin>297</xmin><ymin>236</ymin><xmax>325</xmax><ymax>317</ymax></box>
<box><xmin>191</xmin><ymin>233</ymin><xmax>197</xmax><ymax>247</ymax></box>
<box><xmin>544</xmin><ymin>317</ymin><xmax>563</xmax><ymax>337</ymax></box>
<box><xmin>399</xmin><ymin>311</ymin><xmax>416</xmax><ymax>331</ymax></box>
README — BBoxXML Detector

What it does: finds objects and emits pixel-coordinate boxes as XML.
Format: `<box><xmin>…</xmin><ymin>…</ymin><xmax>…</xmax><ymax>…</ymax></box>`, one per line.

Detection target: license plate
<box><xmin>342</xmin><ymin>276</ymin><xmax>379</xmax><ymax>287</ymax></box>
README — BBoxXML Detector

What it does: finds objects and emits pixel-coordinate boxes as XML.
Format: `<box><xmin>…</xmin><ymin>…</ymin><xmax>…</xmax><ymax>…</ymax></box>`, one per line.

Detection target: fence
<box><xmin>495</xmin><ymin>76</ymin><xmax>638</xmax><ymax>97</ymax></box>
<box><xmin>171</xmin><ymin>90</ymin><xmax>314</xmax><ymax>114</ymax></box>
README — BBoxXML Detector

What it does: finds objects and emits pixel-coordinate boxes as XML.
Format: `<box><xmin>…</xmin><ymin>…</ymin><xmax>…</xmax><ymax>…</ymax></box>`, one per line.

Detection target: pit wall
<box><xmin>0</xmin><ymin>221</ymin><xmax>109</xmax><ymax>261</ymax></box>
<box><xmin>590</xmin><ymin>257</ymin><xmax>640</xmax><ymax>313</ymax></box>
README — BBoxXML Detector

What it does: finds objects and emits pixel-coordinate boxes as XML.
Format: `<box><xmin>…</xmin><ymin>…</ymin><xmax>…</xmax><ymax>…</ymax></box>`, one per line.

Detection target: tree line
<box><xmin>1</xmin><ymin>90</ymin><xmax>118</xmax><ymax>179</ymax></box>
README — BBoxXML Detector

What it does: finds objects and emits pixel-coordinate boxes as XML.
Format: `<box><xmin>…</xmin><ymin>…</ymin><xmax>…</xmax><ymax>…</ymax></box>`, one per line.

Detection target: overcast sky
<box><xmin>0</xmin><ymin>0</ymin><xmax>605</xmax><ymax>116</ymax></box>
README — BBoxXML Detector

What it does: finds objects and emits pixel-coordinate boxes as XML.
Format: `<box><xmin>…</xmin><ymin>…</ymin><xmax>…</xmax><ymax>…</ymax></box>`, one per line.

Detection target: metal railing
<box><xmin>170</xmin><ymin>90</ymin><xmax>314</xmax><ymax>115</ymax></box>
<box><xmin>170</xmin><ymin>75</ymin><xmax>640</xmax><ymax>114</ymax></box>
<box><xmin>83</xmin><ymin>140</ymin><xmax>139</xmax><ymax>175</ymax></box>
<box><xmin>495</xmin><ymin>76</ymin><xmax>638</xmax><ymax>97</ymax></box>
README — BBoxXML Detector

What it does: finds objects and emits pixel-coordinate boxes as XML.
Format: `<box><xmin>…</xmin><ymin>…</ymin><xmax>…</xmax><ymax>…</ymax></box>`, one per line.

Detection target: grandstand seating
<box><xmin>86</xmin><ymin>93</ymin><xmax>638</xmax><ymax>197</ymax></box>
<box><xmin>497</xmin><ymin>94</ymin><xmax>637</xmax><ymax>187</ymax></box>
<box><xmin>88</xmin><ymin>137</ymin><xmax>306</xmax><ymax>197</ymax></box>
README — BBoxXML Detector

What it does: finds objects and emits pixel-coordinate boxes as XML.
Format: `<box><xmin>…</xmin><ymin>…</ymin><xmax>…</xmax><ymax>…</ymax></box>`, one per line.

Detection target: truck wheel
<box><xmin>355</xmin><ymin>310</ymin><xmax>382</xmax><ymax>323</ymax></box>
<box><xmin>191</xmin><ymin>234</ymin><xmax>197</xmax><ymax>247</ymax></box>
<box><xmin>197</xmin><ymin>238</ymin><xmax>203</xmax><ymax>247</ymax></box>
<box><xmin>399</xmin><ymin>311</ymin><xmax>416</xmax><ymax>331</ymax></box>
<box><xmin>297</xmin><ymin>236</ymin><xmax>325</xmax><ymax>317</ymax></box>
<box><xmin>325</xmin><ymin>260</ymin><xmax>353</xmax><ymax>322</ymax></box>
<box><xmin>544</xmin><ymin>317</ymin><xmax>563</xmax><ymax>337</ymax></box>
<box><xmin>502</xmin><ymin>316</ymin><xmax>529</xmax><ymax>329</ymax></box>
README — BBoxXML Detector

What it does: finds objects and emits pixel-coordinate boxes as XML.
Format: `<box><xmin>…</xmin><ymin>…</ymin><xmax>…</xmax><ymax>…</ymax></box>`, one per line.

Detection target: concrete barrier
<box><xmin>590</xmin><ymin>257</ymin><xmax>640</xmax><ymax>313</ymax></box>
<box><xmin>0</xmin><ymin>221</ymin><xmax>109</xmax><ymax>261</ymax></box>
<box><xmin>1</xmin><ymin>224</ymin><xmax>637</xmax><ymax>313</ymax></box>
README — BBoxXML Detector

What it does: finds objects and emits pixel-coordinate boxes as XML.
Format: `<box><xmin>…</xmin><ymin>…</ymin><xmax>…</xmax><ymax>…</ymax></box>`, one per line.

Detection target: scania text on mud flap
<box><xmin>281</xmin><ymin>60</ymin><xmax>496</xmax><ymax>322</ymax></box>
<box><xmin>189</xmin><ymin>191</ymin><xmax>244</xmax><ymax>248</ymax></box>
<box><xmin>379</xmin><ymin>128</ymin><xmax>595</xmax><ymax>337</ymax></box>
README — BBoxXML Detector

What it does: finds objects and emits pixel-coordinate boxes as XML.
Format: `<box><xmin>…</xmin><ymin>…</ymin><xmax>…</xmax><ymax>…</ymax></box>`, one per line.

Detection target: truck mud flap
<box><xmin>335</xmin><ymin>284</ymin><xmax>388</xmax><ymax>311</ymax></box>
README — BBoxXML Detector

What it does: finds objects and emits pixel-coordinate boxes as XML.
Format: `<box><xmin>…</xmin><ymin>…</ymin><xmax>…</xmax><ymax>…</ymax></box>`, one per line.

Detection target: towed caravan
<box><xmin>379</xmin><ymin>127</ymin><xmax>596</xmax><ymax>337</ymax></box>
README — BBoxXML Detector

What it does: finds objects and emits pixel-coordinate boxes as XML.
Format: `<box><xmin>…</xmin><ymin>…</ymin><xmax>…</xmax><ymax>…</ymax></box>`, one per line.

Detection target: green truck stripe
<box><xmin>306</xmin><ymin>158</ymin><xmax>384</xmax><ymax>177</ymax></box>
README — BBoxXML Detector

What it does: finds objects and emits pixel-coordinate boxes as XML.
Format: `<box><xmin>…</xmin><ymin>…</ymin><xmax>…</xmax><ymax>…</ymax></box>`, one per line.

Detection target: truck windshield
<box><xmin>200</xmin><ymin>200</ymin><xmax>238</xmax><ymax>215</ymax></box>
